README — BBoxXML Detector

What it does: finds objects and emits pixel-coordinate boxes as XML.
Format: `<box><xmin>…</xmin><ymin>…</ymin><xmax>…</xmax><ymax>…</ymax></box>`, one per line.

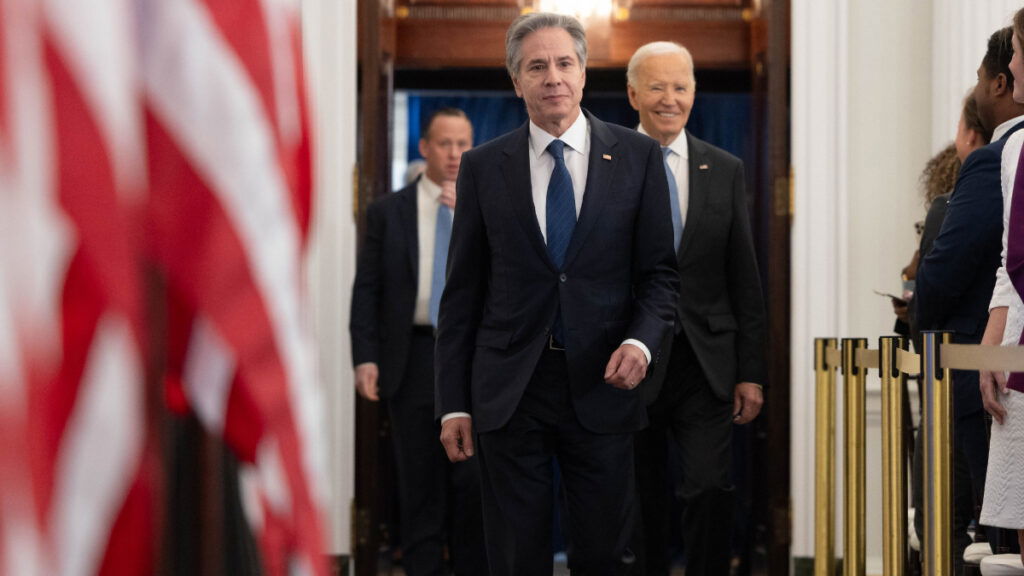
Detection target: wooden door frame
<box><xmin>353</xmin><ymin>1</ymin><xmax>394</xmax><ymax>575</ymax></box>
<box><xmin>352</xmin><ymin>3</ymin><xmax>793</xmax><ymax>574</ymax></box>
<box><xmin>749</xmin><ymin>0</ymin><xmax>792</xmax><ymax>574</ymax></box>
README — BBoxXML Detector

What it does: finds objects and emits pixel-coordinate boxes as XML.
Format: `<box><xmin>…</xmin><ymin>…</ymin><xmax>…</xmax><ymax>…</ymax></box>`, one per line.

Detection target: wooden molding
<box><xmin>395</xmin><ymin>17</ymin><xmax>752</xmax><ymax>69</ymax></box>
<box><xmin>405</xmin><ymin>0</ymin><xmax>518</xmax><ymax>5</ymax></box>
<box><xmin>606</xmin><ymin>19</ymin><xmax>749</xmax><ymax>68</ymax></box>
<box><xmin>633</xmin><ymin>0</ymin><xmax>746</xmax><ymax>5</ymax></box>
<box><xmin>396</xmin><ymin>19</ymin><xmax>510</xmax><ymax>68</ymax></box>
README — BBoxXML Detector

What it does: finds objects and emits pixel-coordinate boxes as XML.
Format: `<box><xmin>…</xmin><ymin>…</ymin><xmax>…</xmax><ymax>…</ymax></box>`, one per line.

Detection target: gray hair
<box><xmin>626</xmin><ymin>41</ymin><xmax>695</xmax><ymax>89</ymax></box>
<box><xmin>505</xmin><ymin>12</ymin><xmax>588</xmax><ymax>81</ymax></box>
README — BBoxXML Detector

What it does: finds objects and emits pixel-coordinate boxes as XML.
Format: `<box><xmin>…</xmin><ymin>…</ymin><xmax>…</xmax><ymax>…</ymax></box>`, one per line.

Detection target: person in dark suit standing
<box><xmin>913</xmin><ymin>27</ymin><xmax>1024</xmax><ymax>569</ymax></box>
<box><xmin>624</xmin><ymin>41</ymin><xmax>767</xmax><ymax>576</ymax></box>
<box><xmin>350</xmin><ymin>108</ymin><xmax>488</xmax><ymax>576</ymax></box>
<box><xmin>435</xmin><ymin>12</ymin><xmax>679</xmax><ymax>576</ymax></box>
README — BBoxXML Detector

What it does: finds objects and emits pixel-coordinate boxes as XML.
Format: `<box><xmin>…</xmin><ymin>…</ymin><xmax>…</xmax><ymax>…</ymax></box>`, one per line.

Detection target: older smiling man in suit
<box><xmin>434</xmin><ymin>12</ymin><xmax>679</xmax><ymax>576</ymax></box>
<box><xmin>625</xmin><ymin>41</ymin><xmax>767</xmax><ymax>576</ymax></box>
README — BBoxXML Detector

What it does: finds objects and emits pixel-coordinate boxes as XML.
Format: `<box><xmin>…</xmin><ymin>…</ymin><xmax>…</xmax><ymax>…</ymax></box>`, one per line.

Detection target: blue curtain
<box><xmin>404</xmin><ymin>90</ymin><xmax>753</xmax><ymax>172</ymax></box>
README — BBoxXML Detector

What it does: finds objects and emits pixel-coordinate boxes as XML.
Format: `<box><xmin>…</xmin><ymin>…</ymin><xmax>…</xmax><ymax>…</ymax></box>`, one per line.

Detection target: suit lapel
<box><xmin>678</xmin><ymin>131</ymin><xmax>709</xmax><ymax>261</ymax></box>
<box><xmin>397</xmin><ymin>183</ymin><xmax>418</xmax><ymax>278</ymax></box>
<box><xmin>502</xmin><ymin>123</ymin><xmax>554</xmax><ymax>268</ymax></box>
<box><xmin>564</xmin><ymin>111</ymin><xmax>617</xmax><ymax>269</ymax></box>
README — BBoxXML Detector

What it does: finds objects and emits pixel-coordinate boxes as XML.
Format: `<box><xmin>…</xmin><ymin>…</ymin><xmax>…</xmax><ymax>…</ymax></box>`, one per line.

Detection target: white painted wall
<box><xmin>932</xmin><ymin>0</ymin><xmax>1022</xmax><ymax>150</ymax></box>
<box><xmin>792</xmin><ymin>0</ymin><xmax>932</xmax><ymax>569</ymax></box>
<box><xmin>302</xmin><ymin>0</ymin><xmax>357</xmax><ymax>557</ymax></box>
<box><xmin>792</xmin><ymin>1</ymin><xmax>1021</xmax><ymax>573</ymax></box>
<box><xmin>845</xmin><ymin>0</ymin><xmax>933</xmax><ymax>347</ymax></box>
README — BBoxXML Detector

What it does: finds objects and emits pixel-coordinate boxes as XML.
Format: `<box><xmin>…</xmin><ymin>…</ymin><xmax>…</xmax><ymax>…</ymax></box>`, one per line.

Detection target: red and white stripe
<box><xmin>142</xmin><ymin>0</ymin><xmax>325</xmax><ymax>573</ymax></box>
<box><xmin>0</xmin><ymin>0</ymin><xmax>154</xmax><ymax>575</ymax></box>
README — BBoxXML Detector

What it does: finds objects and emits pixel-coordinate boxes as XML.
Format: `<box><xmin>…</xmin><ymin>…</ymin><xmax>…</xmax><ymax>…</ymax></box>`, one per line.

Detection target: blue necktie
<box><xmin>662</xmin><ymin>147</ymin><xmax>683</xmax><ymax>250</ymax></box>
<box><xmin>428</xmin><ymin>203</ymin><xmax>452</xmax><ymax>327</ymax></box>
<box><xmin>546</xmin><ymin>140</ymin><xmax>576</xmax><ymax>269</ymax></box>
<box><xmin>546</xmin><ymin>140</ymin><xmax>575</xmax><ymax>345</ymax></box>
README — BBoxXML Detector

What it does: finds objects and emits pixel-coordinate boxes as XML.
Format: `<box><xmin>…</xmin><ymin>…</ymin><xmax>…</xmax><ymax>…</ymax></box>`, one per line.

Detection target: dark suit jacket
<box><xmin>915</xmin><ymin>124</ymin><xmax>1024</xmax><ymax>337</ymax></box>
<box><xmin>643</xmin><ymin>132</ymin><xmax>766</xmax><ymax>403</ymax></box>
<box><xmin>349</xmin><ymin>180</ymin><xmax>422</xmax><ymax>400</ymax></box>
<box><xmin>915</xmin><ymin>121</ymin><xmax>1024</xmax><ymax>415</ymax></box>
<box><xmin>435</xmin><ymin>111</ymin><xmax>680</xmax><ymax>434</ymax></box>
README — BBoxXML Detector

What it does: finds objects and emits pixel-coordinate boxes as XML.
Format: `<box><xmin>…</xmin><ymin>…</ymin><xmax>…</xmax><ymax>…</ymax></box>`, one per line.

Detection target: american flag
<box><xmin>143</xmin><ymin>0</ymin><xmax>326</xmax><ymax>574</ymax></box>
<box><xmin>0</xmin><ymin>0</ymin><xmax>326</xmax><ymax>573</ymax></box>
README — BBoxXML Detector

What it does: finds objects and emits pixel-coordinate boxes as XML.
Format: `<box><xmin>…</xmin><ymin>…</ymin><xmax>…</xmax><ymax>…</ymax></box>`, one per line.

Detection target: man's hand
<box><xmin>733</xmin><ymin>382</ymin><xmax>763</xmax><ymax>424</ymax></box>
<box><xmin>891</xmin><ymin>298</ymin><xmax>910</xmax><ymax>324</ymax></box>
<box><xmin>604</xmin><ymin>343</ymin><xmax>648</xmax><ymax>390</ymax></box>
<box><xmin>440</xmin><ymin>180</ymin><xmax>457</xmax><ymax>209</ymax></box>
<box><xmin>440</xmin><ymin>417</ymin><xmax>475</xmax><ymax>462</ymax></box>
<box><xmin>980</xmin><ymin>369</ymin><xmax>1008</xmax><ymax>425</ymax></box>
<box><xmin>980</xmin><ymin>306</ymin><xmax>1009</xmax><ymax>424</ymax></box>
<box><xmin>355</xmin><ymin>363</ymin><xmax>380</xmax><ymax>401</ymax></box>
<box><xmin>902</xmin><ymin>250</ymin><xmax>919</xmax><ymax>282</ymax></box>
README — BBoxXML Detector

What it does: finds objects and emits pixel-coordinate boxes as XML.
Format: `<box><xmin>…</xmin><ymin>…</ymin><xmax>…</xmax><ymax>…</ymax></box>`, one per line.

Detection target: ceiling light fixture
<box><xmin>533</xmin><ymin>0</ymin><xmax>614</xmax><ymax>22</ymax></box>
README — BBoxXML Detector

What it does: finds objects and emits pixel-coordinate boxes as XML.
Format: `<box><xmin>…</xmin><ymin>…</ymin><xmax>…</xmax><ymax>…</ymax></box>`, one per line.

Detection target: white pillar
<box><xmin>303</xmin><ymin>0</ymin><xmax>357</xmax><ymax>557</ymax></box>
<box><xmin>791</xmin><ymin>0</ymin><xmax>850</xmax><ymax>564</ymax></box>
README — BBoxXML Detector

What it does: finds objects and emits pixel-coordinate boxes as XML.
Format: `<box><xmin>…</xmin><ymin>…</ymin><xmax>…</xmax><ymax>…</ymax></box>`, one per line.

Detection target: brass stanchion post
<box><xmin>842</xmin><ymin>338</ymin><xmax>868</xmax><ymax>576</ymax></box>
<box><xmin>815</xmin><ymin>338</ymin><xmax>838</xmax><ymax>576</ymax></box>
<box><xmin>880</xmin><ymin>336</ymin><xmax>907</xmax><ymax>576</ymax></box>
<box><xmin>921</xmin><ymin>330</ymin><xmax>953</xmax><ymax>576</ymax></box>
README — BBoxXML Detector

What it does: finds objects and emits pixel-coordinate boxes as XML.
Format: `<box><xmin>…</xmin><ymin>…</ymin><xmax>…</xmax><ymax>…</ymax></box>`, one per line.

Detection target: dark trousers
<box><xmin>387</xmin><ymin>330</ymin><xmax>488</xmax><ymax>576</ymax></box>
<box><xmin>476</xmin><ymin>348</ymin><xmax>635</xmax><ymax>576</ymax></box>
<box><xmin>633</xmin><ymin>334</ymin><xmax>734</xmax><ymax>576</ymax></box>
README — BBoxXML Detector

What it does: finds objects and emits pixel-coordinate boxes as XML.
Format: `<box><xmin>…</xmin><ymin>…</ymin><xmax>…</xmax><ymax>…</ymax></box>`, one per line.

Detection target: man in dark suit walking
<box><xmin>624</xmin><ymin>41</ymin><xmax>767</xmax><ymax>576</ymax></box>
<box><xmin>914</xmin><ymin>27</ymin><xmax>1024</xmax><ymax>569</ymax></box>
<box><xmin>350</xmin><ymin>108</ymin><xmax>488</xmax><ymax>576</ymax></box>
<box><xmin>435</xmin><ymin>12</ymin><xmax>679</xmax><ymax>576</ymax></box>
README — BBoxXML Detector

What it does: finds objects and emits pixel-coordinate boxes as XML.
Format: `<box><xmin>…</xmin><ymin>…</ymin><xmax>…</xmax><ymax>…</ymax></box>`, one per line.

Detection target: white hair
<box><xmin>626</xmin><ymin>41</ymin><xmax>695</xmax><ymax>88</ymax></box>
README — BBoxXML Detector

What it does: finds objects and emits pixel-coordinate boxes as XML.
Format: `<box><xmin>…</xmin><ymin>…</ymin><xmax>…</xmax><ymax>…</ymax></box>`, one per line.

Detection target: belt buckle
<box><xmin>548</xmin><ymin>334</ymin><xmax>565</xmax><ymax>351</ymax></box>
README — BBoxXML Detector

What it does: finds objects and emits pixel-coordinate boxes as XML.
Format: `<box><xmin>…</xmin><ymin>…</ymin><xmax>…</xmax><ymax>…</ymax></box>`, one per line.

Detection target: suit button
<box><xmin>559</xmin><ymin>273</ymin><xmax>567</xmax><ymax>283</ymax></box>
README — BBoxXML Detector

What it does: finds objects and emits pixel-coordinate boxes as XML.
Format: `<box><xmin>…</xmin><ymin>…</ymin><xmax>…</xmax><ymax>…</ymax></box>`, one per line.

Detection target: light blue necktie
<box><xmin>546</xmin><ymin>140</ymin><xmax>575</xmax><ymax>345</ymax></box>
<box><xmin>428</xmin><ymin>203</ymin><xmax>452</xmax><ymax>327</ymax></box>
<box><xmin>662</xmin><ymin>147</ymin><xmax>683</xmax><ymax>250</ymax></box>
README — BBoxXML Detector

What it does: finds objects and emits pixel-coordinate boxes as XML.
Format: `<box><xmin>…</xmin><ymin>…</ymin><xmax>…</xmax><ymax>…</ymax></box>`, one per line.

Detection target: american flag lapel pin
<box><xmin>602</xmin><ymin>154</ymin><xmax>612</xmax><ymax>161</ymax></box>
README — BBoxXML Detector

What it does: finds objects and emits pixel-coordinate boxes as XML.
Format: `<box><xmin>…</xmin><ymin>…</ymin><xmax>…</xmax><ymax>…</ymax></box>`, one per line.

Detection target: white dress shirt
<box><xmin>528</xmin><ymin>113</ymin><xmax>590</xmax><ymax>238</ymax></box>
<box><xmin>414</xmin><ymin>175</ymin><xmax>444</xmax><ymax>325</ymax></box>
<box><xmin>638</xmin><ymin>125</ymin><xmax>689</xmax><ymax>228</ymax></box>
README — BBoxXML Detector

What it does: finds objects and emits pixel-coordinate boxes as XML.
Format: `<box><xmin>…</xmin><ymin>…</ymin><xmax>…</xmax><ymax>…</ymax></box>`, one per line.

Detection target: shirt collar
<box><xmin>637</xmin><ymin>125</ymin><xmax>689</xmax><ymax>160</ymax></box>
<box><xmin>417</xmin><ymin>173</ymin><xmax>443</xmax><ymax>202</ymax></box>
<box><xmin>529</xmin><ymin>109</ymin><xmax>589</xmax><ymax>159</ymax></box>
<box><xmin>993</xmin><ymin>114</ymin><xmax>1024</xmax><ymax>142</ymax></box>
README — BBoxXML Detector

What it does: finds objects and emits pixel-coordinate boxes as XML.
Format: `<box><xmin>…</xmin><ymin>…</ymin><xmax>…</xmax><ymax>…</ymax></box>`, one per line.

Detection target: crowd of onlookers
<box><xmin>890</xmin><ymin>12</ymin><xmax>1024</xmax><ymax>575</ymax></box>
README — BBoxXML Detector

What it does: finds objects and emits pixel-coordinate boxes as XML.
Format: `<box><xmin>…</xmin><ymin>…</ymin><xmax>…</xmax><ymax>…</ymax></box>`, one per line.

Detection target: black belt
<box><xmin>412</xmin><ymin>325</ymin><xmax>435</xmax><ymax>337</ymax></box>
<box><xmin>547</xmin><ymin>334</ymin><xmax>565</xmax><ymax>351</ymax></box>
